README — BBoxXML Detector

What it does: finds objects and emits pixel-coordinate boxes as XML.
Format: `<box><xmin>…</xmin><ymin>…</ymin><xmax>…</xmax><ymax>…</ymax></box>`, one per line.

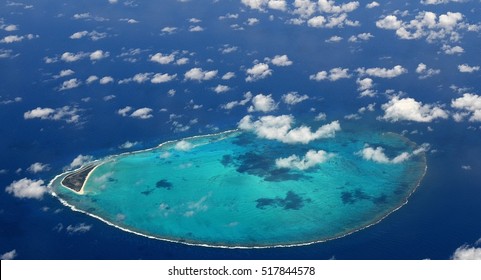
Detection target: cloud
<box><xmin>421</xmin><ymin>0</ymin><xmax>464</xmax><ymax>4</ymax></box>
<box><xmin>151</xmin><ymin>73</ymin><xmax>177</xmax><ymax>83</ymax></box>
<box><xmin>246</xmin><ymin>62</ymin><xmax>272</xmax><ymax>82</ymax></box>
<box><xmin>213</xmin><ymin>84</ymin><xmax>230</xmax><ymax>93</ymax></box>
<box><xmin>268</xmin><ymin>0</ymin><xmax>287</xmax><ymax>11</ymax></box>
<box><xmin>150</xmin><ymin>52</ymin><xmax>175</xmax><ymax>64</ymax></box>
<box><xmin>451</xmin><ymin>93</ymin><xmax>481</xmax><ymax>122</ymax></box>
<box><xmin>175</xmin><ymin>140</ymin><xmax>193</xmax><ymax>151</ymax></box>
<box><xmin>357</xmin><ymin>77</ymin><xmax>374</xmax><ymax>91</ymax></box>
<box><xmin>184</xmin><ymin>68</ymin><xmax>218</xmax><ymax>81</ymax></box>
<box><xmin>90</xmin><ymin>50</ymin><xmax>109</xmax><ymax>60</ymax></box>
<box><xmin>366</xmin><ymin>1</ymin><xmax>379</xmax><ymax>8</ymax></box>
<box><xmin>161</xmin><ymin>26</ymin><xmax>177</xmax><ymax>34</ymax></box>
<box><xmin>246</xmin><ymin>18</ymin><xmax>259</xmax><ymax>25</ymax></box>
<box><xmin>380</xmin><ymin>97</ymin><xmax>449</xmax><ymax>122</ymax></box>
<box><xmin>24</xmin><ymin>106</ymin><xmax>81</xmax><ymax>123</ymax></box>
<box><xmin>117</xmin><ymin>106</ymin><xmax>132</xmax><ymax>116</ymax></box>
<box><xmin>326</xmin><ymin>35</ymin><xmax>343</xmax><ymax>43</ymax></box>
<box><xmin>54</xmin><ymin>69</ymin><xmax>75</xmax><ymax>78</ymax></box>
<box><xmin>130</xmin><ymin>108</ymin><xmax>153</xmax><ymax>119</ymax></box>
<box><xmin>276</xmin><ymin>150</ymin><xmax>334</xmax><ymax>170</ymax></box>
<box><xmin>292</xmin><ymin>0</ymin><xmax>317</xmax><ymax>18</ymax></box>
<box><xmin>222</xmin><ymin>92</ymin><xmax>252</xmax><ymax>110</ymax></box>
<box><xmin>241</xmin><ymin>0</ymin><xmax>268</xmax><ymax>10</ymax></box>
<box><xmin>270</xmin><ymin>55</ymin><xmax>293</xmax><ymax>66</ymax></box>
<box><xmin>307</xmin><ymin>16</ymin><xmax>326</xmax><ymax>27</ymax></box>
<box><xmin>222</xmin><ymin>72</ymin><xmax>236</xmax><ymax>80</ymax></box>
<box><xmin>358</xmin><ymin>145</ymin><xmax>411</xmax><ymax>164</ymax></box>
<box><xmin>376</xmin><ymin>11</ymin><xmax>475</xmax><ymax>43</ymax></box>
<box><xmin>132</xmin><ymin>73</ymin><xmax>153</xmax><ymax>83</ymax></box>
<box><xmin>176</xmin><ymin>57</ymin><xmax>189</xmax><ymax>65</ymax></box>
<box><xmin>442</xmin><ymin>44</ymin><xmax>464</xmax><ymax>55</ymax></box>
<box><xmin>61</xmin><ymin>52</ymin><xmax>87</xmax><ymax>62</ymax></box>
<box><xmin>119</xmin><ymin>141</ymin><xmax>139</xmax><ymax>149</ymax></box>
<box><xmin>310</xmin><ymin>67</ymin><xmax>351</xmax><ymax>81</ymax></box>
<box><xmin>1</xmin><ymin>249</ymin><xmax>17</xmax><ymax>260</ymax></box>
<box><xmin>248</xmin><ymin>93</ymin><xmax>277</xmax><ymax>112</ymax></box>
<box><xmin>69</xmin><ymin>154</ymin><xmax>93</xmax><ymax>169</ymax></box>
<box><xmin>3</xmin><ymin>24</ymin><xmax>18</xmax><ymax>32</ymax></box>
<box><xmin>5</xmin><ymin>178</ymin><xmax>48</xmax><ymax>199</ymax></box>
<box><xmin>85</xmin><ymin>75</ymin><xmax>99</xmax><ymax>84</ymax></box>
<box><xmin>458</xmin><ymin>64</ymin><xmax>480</xmax><ymax>73</ymax></box>
<box><xmin>0</xmin><ymin>49</ymin><xmax>17</xmax><ymax>59</ymax></box>
<box><xmin>68</xmin><ymin>30</ymin><xmax>108</xmax><ymax>41</ymax></box>
<box><xmin>99</xmin><ymin>76</ymin><xmax>114</xmax><ymax>84</ymax></box>
<box><xmin>282</xmin><ymin>92</ymin><xmax>309</xmax><ymax>105</ymax></box>
<box><xmin>315</xmin><ymin>112</ymin><xmax>327</xmax><ymax>121</ymax></box>
<box><xmin>27</xmin><ymin>162</ymin><xmax>50</xmax><ymax>173</ymax></box>
<box><xmin>189</xmin><ymin>25</ymin><xmax>204</xmax><ymax>32</ymax></box>
<box><xmin>318</xmin><ymin>0</ymin><xmax>359</xmax><ymax>14</ymax></box>
<box><xmin>219</xmin><ymin>45</ymin><xmax>238</xmax><ymax>54</ymax></box>
<box><xmin>238</xmin><ymin>115</ymin><xmax>341</xmax><ymax>144</ymax></box>
<box><xmin>59</xmin><ymin>78</ymin><xmax>81</xmax><ymax>91</ymax></box>
<box><xmin>452</xmin><ymin>242</ymin><xmax>481</xmax><ymax>260</ymax></box>
<box><xmin>416</xmin><ymin>63</ymin><xmax>440</xmax><ymax>79</ymax></box>
<box><xmin>0</xmin><ymin>35</ymin><xmax>23</xmax><ymax>43</ymax></box>
<box><xmin>376</xmin><ymin>15</ymin><xmax>402</xmax><ymax>30</ymax></box>
<box><xmin>66</xmin><ymin>223</ymin><xmax>92</xmax><ymax>234</ymax></box>
<box><xmin>357</xmin><ymin>65</ymin><xmax>407</xmax><ymax>78</ymax></box>
<box><xmin>348</xmin><ymin>32</ymin><xmax>374</xmax><ymax>42</ymax></box>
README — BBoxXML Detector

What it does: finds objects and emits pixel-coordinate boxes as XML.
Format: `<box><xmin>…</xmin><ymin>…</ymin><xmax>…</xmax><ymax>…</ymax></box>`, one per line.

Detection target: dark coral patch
<box><xmin>221</xmin><ymin>154</ymin><xmax>233</xmax><ymax>167</ymax></box>
<box><xmin>256</xmin><ymin>191</ymin><xmax>309</xmax><ymax>210</ymax></box>
<box><xmin>156</xmin><ymin>179</ymin><xmax>173</xmax><ymax>190</ymax></box>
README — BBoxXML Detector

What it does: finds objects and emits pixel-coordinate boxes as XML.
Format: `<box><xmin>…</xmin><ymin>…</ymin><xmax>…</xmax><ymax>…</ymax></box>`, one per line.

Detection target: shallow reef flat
<box><xmin>49</xmin><ymin>129</ymin><xmax>426</xmax><ymax>248</ymax></box>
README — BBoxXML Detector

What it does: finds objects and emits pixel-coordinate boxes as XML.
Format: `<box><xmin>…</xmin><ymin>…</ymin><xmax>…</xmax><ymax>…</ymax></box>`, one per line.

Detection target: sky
<box><xmin>1</xmin><ymin>0</ymin><xmax>481</xmax><ymax>259</ymax></box>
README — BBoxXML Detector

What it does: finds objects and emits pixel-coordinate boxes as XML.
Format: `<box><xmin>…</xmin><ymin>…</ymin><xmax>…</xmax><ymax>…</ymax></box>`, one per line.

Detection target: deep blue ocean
<box><xmin>1</xmin><ymin>0</ymin><xmax>481</xmax><ymax>259</ymax></box>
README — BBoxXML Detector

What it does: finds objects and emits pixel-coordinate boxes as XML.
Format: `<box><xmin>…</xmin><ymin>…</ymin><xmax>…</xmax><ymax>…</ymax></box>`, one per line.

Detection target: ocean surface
<box><xmin>1</xmin><ymin>0</ymin><xmax>481</xmax><ymax>259</ymax></box>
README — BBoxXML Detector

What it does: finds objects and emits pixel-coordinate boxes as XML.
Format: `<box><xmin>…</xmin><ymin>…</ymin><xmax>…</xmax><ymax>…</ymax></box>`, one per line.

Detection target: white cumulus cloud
<box><xmin>381</xmin><ymin>97</ymin><xmax>449</xmax><ymax>122</ymax></box>
<box><xmin>248</xmin><ymin>93</ymin><xmax>278</xmax><ymax>112</ymax></box>
<box><xmin>150</xmin><ymin>52</ymin><xmax>175</xmax><ymax>64</ymax></box>
<box><xmin>458</xmin><ymin>64</ymin><xmax>480</xmax><ymax>73</ymax></box>
<box><xmin>282</xmin><ymin>92</ymin><xmax>309</xmax><ymax>105</ymax></box>
<box><xmin>238</xmin><ymin>115</ymin><xmax>341</xmax><ymax>144</ymax></box>
<box><xmin>151</xmin><ymin>73</ymin><xmax>177</xmax><ymax>83</ymax></box>
<box><xmin>90</xmin><ymin>50</ymin><xmax>109</xmax><ymax>60</ymax></box>
<box><xmin>310</xmin><ymin>67</ymin><xmax>351</xmax><ymax>81</ymax></box>
<box><xmin>357</xmin><ymin>65</ymin><xmax>407</xmax><ymax>78</ymax></box>
<box><xmin>270</xmin><ymin>55</ymin><xmax>293</xmax><ymax>66</ymax></box>
<box><xmin>59</xmin><ymin>78</ymin><xmax>81</xmax><ymax>91</ymax></box>
<box><xmin>27</xmin><ymin>162</ymin><xmax>50</xmax><ymax>173</ymax></box>
<box><xmin>5</xmin><ymin>178</ymin><xmax>48</xmax><ymax>199</ymax></box>
<box><xmin>246</xmin><ymin>62</ymin><xmax>272</xmax><ymax>82</ymax></box>
<box><xmin>130</xmin><ymin>108</ymin><xmax>153</xmax><ymax>119</ymax></box>
<box><xmin>1</xmin><ymin>249</ymin><xmax>17</xmax><ymax>260</ymax></box>
<box><xmin>416</xmin><ymin>63</ymin><xmax>440</xmax><ymax>79</ymax></box>
<box><xmin>175</xmin><ymin>140</ymin><xmax>193</xmax><ymax>151</ymax></box>
<box><xmin>184</xmin><ymin>68</ymin><xmax>218</xmax><ymax>81</ymax></box>
<box><xmin>213</xmin><ymin>84</ymin><xmax>230</xmax><ymax>93</ymax></box>
<box><xmin>358</xmin><ymin>145</ymin><xmax>411</xmax><ymax>164</ymax></box>
<box><xmin>451</xmin><ymin>93</ymin><xmax>481</xmax><ymax>122</ymax></box>
<box><xmin>69</xmin><ymin>154</ymin><xmax>94</xmax><ymax>169</ymax></box>
<box><xmin>24</xmin><ymin>106</ymin><xmax>81</xmax><ymax>123</ymax></box>
<box><xmin>66</xmin><ymin>223</ymin><xmax>92</xmax><ymax>234</ymax></box>
<box><xmin>276</xmin><ymin>150</ymin><xmax>334</xmax><ymax>170</ymax></box>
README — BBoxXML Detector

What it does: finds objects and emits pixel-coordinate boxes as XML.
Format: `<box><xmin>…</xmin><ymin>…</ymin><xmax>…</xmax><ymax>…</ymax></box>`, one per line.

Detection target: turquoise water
<box><xmin>50</xmin><ymin>130</ymin><xmax>426</xmax><ymax>248</ymax></box>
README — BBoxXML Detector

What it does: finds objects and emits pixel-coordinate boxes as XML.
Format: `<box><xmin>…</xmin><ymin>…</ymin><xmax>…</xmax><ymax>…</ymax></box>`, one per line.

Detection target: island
<box><xmin>49</xmin><ymin>129</ymin><xmax>427</xmax><ymax>248</ymax></box>
<box><xmin>61</xmin><ymin>163</ymin><xmax>99</xmax><ymax>194</ymax></box>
